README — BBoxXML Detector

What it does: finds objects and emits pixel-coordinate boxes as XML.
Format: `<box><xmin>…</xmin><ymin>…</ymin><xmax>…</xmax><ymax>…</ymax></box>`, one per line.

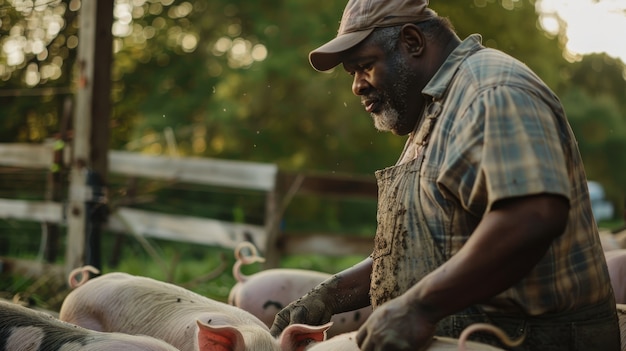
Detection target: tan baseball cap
<box><xmin>309</xmin><ymin>0</ymin><xmax>435</xmax><ymax>72</ymax></box>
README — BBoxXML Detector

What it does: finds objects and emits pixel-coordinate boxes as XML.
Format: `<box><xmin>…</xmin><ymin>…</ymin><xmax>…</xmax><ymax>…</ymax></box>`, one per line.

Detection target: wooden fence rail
<box><xmin>0</xmin><ymin>142</ymin><xmax>377</xmax><ymax>271</ymax></box>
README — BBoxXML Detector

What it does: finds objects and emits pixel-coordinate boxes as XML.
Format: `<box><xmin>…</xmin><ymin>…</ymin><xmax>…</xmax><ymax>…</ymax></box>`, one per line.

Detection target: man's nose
<box><xmin>352</xmin><ymin>73</ymin><xmax>369</xmax><ymax>96</ymax></box>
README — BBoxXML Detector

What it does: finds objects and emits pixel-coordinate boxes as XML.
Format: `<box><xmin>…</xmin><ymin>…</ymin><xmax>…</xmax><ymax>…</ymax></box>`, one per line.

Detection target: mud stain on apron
<box><xmin>370</xmin><ymin>101</ymin><xmax>444</xmax><ymax>308</ymax></box>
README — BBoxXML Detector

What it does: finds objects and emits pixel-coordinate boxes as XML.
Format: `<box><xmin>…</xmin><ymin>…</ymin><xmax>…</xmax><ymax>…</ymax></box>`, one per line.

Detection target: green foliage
<box><xmin>431</xmin><ymin>0</ymin><xmax>569</xmax><ymax>90</ymax></box>
<box><xmin>0</xmin><ymin>0</ymin><xmax>78</xmax><ymax>143</ymax></box>
<box><xmin>562</xmin><ymin>87</ymin><xmax>626</xmax><ymax>209</ymax></box>
<box><xmin>0</xmin><ymin>224</ymin><xmax>365</xmax><ymax>311</ymax></box>
<box><xmin>565</xmin><ymin>53</ymin><xmax>626</xmax><ymax>120</ymax></box>
<box><xmin>0</xmin><ymin>1</ymin><xmax>625</xmax><ymax>247</ymax></box>
<box><xmin>1</xmin><ymin>0</ymin><xmax>624</xmax><ymax>172</ymax></box>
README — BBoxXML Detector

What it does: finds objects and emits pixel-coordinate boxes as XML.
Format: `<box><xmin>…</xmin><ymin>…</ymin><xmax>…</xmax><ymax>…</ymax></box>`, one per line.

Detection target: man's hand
<box><xmin>271</xmin><ymin>258</ymin><xmax>373</xmax><ymax>338</ymax></box>
<box><xmin>355</xmin><ymin>295</ymin><xmax>437</xmax><ymax>351</ymax></box>
<box><xmin>270</xmin><ymin>290</ymin><xmax>334</xmax><ymax>337</ymax></box>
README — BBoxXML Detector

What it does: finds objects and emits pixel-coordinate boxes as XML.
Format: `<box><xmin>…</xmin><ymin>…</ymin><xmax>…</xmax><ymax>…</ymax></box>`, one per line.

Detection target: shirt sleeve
<box><xmin>441</xmin><ymin>85</ymin><xmax>571</xmax><ymax>216</ymax></box>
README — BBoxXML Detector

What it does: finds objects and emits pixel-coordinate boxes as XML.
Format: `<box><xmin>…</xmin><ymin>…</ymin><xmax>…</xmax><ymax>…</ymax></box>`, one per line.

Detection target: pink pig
<box><xmin>0</xmin><ymin>300</ymin><xmax>181</xmax><ymax>351</ymax></box>
<box><xmin>59</xmin><ymin>266</ymin><xmax>330</xmax><ymax>351</ymax></box>
<box><xmin>304</xmin><ymin>323</ymin><xmax>521</xmax><ymax>351</ymax></box>
<box><xmin>228</xmin><ymin>242</ymin><xmax>372</xmax><ymax>337</ymax></box>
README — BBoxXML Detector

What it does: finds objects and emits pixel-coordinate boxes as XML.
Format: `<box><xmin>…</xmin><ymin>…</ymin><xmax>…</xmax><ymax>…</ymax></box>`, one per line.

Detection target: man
<box><xmin>270</xmin><ymin>0</ymin><xmax>620</xmax><ymax>350</ymax></box>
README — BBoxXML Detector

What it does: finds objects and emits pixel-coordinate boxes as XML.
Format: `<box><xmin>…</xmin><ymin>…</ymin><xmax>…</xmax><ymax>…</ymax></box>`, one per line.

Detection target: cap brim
<box><xmin>309</xmin><ymin>29</ymin><xmax>375</xmax><ymax>72</ymax></box>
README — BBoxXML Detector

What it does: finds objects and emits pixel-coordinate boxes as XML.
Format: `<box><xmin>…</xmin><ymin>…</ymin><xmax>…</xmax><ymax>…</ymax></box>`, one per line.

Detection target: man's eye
<box><xmin>346</xmin><ymin>62</ymin><xmax>372</xmax><ymax>76</ymax></box>
<box><xmin>358</xmin><ymin>63</ymin><xmax>372</xmax><ymax>71</ymax></box>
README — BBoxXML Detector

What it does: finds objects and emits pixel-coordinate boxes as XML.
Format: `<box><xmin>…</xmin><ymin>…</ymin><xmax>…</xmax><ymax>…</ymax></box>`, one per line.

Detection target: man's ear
<box><xmin>399</xmin><ymin>23</ymin><xmax>425</xmax><ymax>57</ymax></box>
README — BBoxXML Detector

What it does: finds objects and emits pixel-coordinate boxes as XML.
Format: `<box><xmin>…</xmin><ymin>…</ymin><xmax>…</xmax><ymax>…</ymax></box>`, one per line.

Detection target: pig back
<box><xmin>0</xmin><ymin>300</ymin><xmax>180</xmax><ymax>351</ymax></box>
<box><xmin>304</xmin><ymin>334</ymin><xmax>507</xmax><ymax>351</ymax></box>
<box><xmin>229</xmin><ymin>267</ymin><xmax>372</xmax><ymax>337</ymax></box>
<box><xmin>60</xmin><ymin>272</ymin><xmax>275</xmax><ymax>351</ymax></box>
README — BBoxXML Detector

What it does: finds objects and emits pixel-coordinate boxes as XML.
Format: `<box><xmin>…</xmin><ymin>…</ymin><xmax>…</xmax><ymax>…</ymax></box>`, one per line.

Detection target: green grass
<box><xmin>0</xmin><ymin>221</ymin><xmax>366</xmax><ymax>312</ymax></box>
<box><xmin>598</xmin><ymin>219</ymin><xmax>625</xmax><ymax>232</ymax></box>
<box><xmin>3</xmin><ymin>216</ymin><xmax>625</xmax><ymax>313</ymax></box>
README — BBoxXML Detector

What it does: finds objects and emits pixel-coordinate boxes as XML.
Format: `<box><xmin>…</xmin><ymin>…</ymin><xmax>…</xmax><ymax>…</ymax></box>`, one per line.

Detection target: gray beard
<box><xmin>370</xmin><ymin>53</ymin><xmax>415</xmax><ymax>134</ymax></box>
<box><xmin>372</xmin><ymin>101</ymin><xmax>401</xmax><ymax>132</ymax></box>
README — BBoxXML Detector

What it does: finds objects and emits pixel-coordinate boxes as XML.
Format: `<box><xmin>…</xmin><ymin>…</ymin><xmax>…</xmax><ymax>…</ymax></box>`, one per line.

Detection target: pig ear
<box><xmin>278</xmin><ymin>322</ymin><xmax>333</xmax><ymax>351</ymax></box>
<box><xmin>196</xmin><ymin>320</ymin><xmax>246</xmax><ymax>351</ymax></box>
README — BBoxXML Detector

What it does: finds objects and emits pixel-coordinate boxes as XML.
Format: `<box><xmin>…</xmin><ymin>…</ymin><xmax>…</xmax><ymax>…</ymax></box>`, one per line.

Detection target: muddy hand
<box><xmin>270</xmin><ymin>293</ymin><xmax>332</xmax><ymax>337</ymax></box>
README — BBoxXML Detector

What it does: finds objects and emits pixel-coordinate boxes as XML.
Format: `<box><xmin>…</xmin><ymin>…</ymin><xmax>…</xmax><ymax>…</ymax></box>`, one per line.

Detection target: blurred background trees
<box><xmin>0</xmin><ymin>0</ymin><xmax>624</xmax><ymax>216</ymax></box>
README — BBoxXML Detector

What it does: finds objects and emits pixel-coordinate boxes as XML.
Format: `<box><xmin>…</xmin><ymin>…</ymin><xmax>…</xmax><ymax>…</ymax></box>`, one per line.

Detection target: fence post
<box><xmin>263</xmin><ymin>173</ymin><xmax>282</xmax><ymax>268</ymax></box>
<box><xmin>43</xmin><ymin>97</ymin><xmax>72</xmax><ymax>263</ymax></box>
<box><xmin>84</xmin><ymin>170</ymin><xmax>108</xmax><ymax>269</ymax></box>
<box><xmin>263</xmin><ymin>172</ymin><xmax>304</xmax><ymax>268</ymax></box>
<box><xmin>65</xmin><ymin>0</ymin><xmax>113</xmax><ymax>276</ymax></box>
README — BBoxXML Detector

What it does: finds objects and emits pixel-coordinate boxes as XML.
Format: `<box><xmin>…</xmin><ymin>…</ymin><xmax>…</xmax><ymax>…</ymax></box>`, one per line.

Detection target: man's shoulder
<box><xmin>464</xmin><ymin>48</ymin><xmax>536</xmax><ymax>81</ymax></box>
<box><xmin>455</xmin><ymin>48</ymin><xmax>549</xmax><ymax>96</ymax></box>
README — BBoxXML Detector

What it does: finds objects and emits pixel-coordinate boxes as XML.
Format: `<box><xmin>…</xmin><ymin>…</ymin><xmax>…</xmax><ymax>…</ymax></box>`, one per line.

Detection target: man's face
<box><xmin>342</xmin><ymin>37</ymin><xmax>422</xmax><ymax>136</ymax></box>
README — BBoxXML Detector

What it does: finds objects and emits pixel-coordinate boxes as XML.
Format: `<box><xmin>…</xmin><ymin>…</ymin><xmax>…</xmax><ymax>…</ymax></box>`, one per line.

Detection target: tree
<box><xmin>562</xmin><ymin>87</ymin><xmax>626</xmax><ymax>209</ymax></box>
<box><xmin>1</xmin><ymin>0</ymin><xmax>624</xmax><ymax>180</ymax></box>
<box><xmin>0</xmin><ymin>0</ymin><xmax>78</xmax><ymax>142</ymax></box>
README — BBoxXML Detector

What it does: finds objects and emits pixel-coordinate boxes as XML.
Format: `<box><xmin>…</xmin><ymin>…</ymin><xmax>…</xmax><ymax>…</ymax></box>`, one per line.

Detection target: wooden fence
<box><xmin>0</xmin><ymin>2</ymin><xmax>377</xmax><ymax>282</ymax></box>
<box><xmin>0</xmin><ymin>142</ymin><xmax>377</xmax><ymax>271</ymax></box>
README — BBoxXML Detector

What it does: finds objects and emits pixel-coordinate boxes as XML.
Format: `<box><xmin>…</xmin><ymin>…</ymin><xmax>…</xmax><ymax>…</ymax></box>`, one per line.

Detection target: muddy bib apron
<box><xmin>370</xmin><ymin>100</ymin><xmax>444</xmax><ymax>308</ymax></box>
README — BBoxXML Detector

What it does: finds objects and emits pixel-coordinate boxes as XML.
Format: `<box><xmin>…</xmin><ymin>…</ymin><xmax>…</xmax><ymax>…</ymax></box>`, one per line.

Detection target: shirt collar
<box><xmin>422</xmin><ymin>34</ymin><xmax>484</xmax><ymax>100</ymax></box>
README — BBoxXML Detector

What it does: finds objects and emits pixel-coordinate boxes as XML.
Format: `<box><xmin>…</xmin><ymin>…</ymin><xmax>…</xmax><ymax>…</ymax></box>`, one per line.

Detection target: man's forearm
<box><xmin>324</xmin><ymin>257</ymin><xmax>373</xmax><ymax>314</ymax></box>
<box><xmin>406</xmin><ymin>194</ymin><xmax>568</xmax><ymax>322</ymax></box>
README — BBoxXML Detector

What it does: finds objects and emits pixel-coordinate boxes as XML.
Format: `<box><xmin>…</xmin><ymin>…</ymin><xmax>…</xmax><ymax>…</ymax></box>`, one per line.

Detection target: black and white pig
<box><xmin>59</xmin><ymin>266</ymin><xmax>330</xmax><ymax>351</ymax></box>
<box><xmin>0</xmin><ymin>300</ymin><xmax>181</xmax><ymax>351</ymax></box>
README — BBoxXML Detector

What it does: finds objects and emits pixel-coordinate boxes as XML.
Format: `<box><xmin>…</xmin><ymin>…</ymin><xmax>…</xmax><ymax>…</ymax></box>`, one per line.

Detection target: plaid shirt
<box><xmin>416</xmin><ymin>34</ymin><xmax>612</xmax><ymax>314</ymax></box>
